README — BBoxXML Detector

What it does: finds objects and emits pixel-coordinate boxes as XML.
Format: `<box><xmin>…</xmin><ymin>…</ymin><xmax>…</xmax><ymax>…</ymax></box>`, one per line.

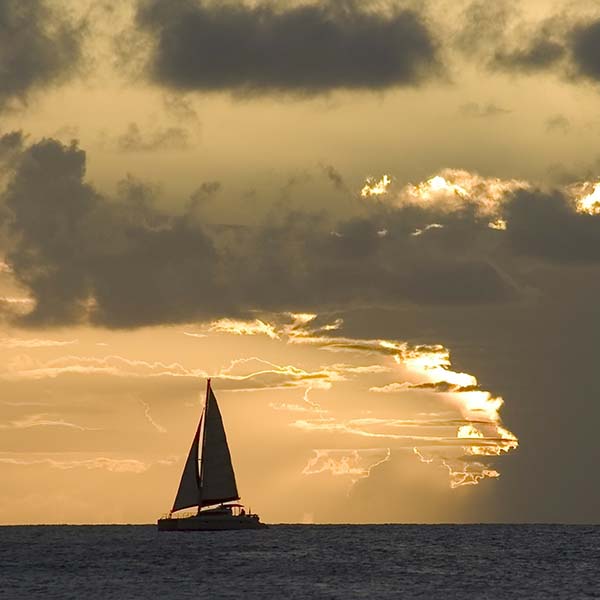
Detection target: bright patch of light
<box><xmin>575</xmin><ymin>181</ymin><xmax>600</xmax><ymax>215</ymax></box>
<box><xmin>412</xmin><ymin>223</ymin><xmax>444</xmax><ymax>236</ymax></box>
<box><xmin>208</xmin><ymin>318</ymin><xmax>280</xmax><ymax>339</ymax></box>
<box><xmin>488</xmin><ymin>218</ymin><xmax>507</xmax><ymax>230</ymax></box>
<box><xmin>396</xmin><ymin>169</ymin><xmax>528</xmax><ymax>217</ymax></box>
<box><xmin>360</xmin><ymin>175</ymin><xmax>391</xmax><ymax>197</ymax></box>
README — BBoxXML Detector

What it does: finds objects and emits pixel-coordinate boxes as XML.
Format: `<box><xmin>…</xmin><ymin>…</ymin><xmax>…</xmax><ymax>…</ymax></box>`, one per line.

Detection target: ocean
<box><xmin>1</xmin><ymin>524</ymin><xmax>598</xmax><ymax>599</ymax></box>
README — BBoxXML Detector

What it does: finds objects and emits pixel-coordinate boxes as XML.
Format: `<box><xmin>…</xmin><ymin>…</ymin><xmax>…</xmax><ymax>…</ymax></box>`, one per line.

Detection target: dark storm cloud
<box><xmin>6</xmin><ymin>136</ymin><xmax>600</xmax><ymax>329</ymax></box>
<box><xmin>0</xmin><ymin>136</ymin><xmax>522</xmax><ymax>329</ymax></box>
<box><xmin>505</xmin><ymin>188</ymin><xmax>600</xmax><ymax>262</ymax></box>
<box><xmin>1</xmin><ymin>138</ymin><xmax>218</xmax><ymax>327</ymax></box>
<box><xmin>569</xmin><ymin>19</ymin><xmax>600</xmax><ymax>81</ymax></box>
<box><xmin>0</xmin><ymin>0</ymin><xmax>84</xmax><ymax>110</ymax></box>
<box><xmin>128</xmin><ymin>0</ymin><xmax>441</xmax><ymax>94</ymax></box>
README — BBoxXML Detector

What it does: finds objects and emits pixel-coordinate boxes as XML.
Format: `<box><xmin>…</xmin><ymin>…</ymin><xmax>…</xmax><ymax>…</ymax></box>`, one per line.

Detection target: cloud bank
<box><xmin>4</xmin><ymin>136</ymin><xmax>600</xmax><ymax>328</ymax></box>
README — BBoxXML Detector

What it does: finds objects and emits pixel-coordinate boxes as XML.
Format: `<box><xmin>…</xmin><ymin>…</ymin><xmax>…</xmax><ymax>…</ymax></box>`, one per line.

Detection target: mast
<box><xmin>197</xmin><ymin>378</ymin><xmax>211</xmax><ymax>513</ymax></box>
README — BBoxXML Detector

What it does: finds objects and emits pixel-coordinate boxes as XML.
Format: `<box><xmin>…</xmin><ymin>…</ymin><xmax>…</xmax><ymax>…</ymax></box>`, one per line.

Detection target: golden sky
<box><xmin>1</xmin><ymin>0</ymin><xmax>600</xmax><ymax>524</ymax></box>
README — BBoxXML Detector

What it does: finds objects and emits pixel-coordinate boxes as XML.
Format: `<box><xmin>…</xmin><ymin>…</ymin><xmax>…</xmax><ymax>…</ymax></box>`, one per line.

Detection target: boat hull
<box><xmin>157</xmin><ymin>514</ymin><xmax>267</xmax><ymax>532</ymax></box>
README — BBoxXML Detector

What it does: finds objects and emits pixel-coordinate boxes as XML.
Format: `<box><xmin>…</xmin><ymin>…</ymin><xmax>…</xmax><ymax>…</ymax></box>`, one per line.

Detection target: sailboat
<box><xmin>157</xmin><ymin>379</ymin><xmax>267</xmax><ymax>531</ymax></box>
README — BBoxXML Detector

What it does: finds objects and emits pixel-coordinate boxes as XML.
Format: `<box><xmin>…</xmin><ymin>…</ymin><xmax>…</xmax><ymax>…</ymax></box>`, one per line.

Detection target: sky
<box><xmin>1</xmin><ymin>0</ymin><xmax>600</xmax><ymax>524</ymax></box>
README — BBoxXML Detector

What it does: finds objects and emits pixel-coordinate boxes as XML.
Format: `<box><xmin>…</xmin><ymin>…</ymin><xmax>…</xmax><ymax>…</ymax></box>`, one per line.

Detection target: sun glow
<box><xmin>488</xmin><ymin>218</ymin><xmax>507</xmax><ymax>230</ymax></box>
<box><xmin>302</xmin><ymin>448</ymin><xmax>391</xmax><ymax>482</ymax></box>
<box><xmin>573</xmin><ymin>181</ymin><xmax>600</xmax><ymax>215</ymax></box>
<box><xmin>360</xmin><ymin>174</ymin><xmax>392</xmax><ymax>197</ymax></box>
<box><xmin>371</xmin><ymin>168</ymin><xmax>528</xmax><ymax>218</ymax></box>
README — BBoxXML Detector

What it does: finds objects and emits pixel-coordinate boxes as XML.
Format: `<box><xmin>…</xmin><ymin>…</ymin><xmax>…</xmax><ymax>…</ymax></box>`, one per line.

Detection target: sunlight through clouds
<box><xmin>190</xmin><ymin>313</ymin><xmax>519</xmax><ymax>488</ymax></box>
<box><xmin>571</xmin><ymin>180</ymin><xmax>600</xmax><ymax>214</ymax></box>
<box><xmin>362</xmin><ymin>168</ymin><xmax>528</xmax><ymax>218</ymax></box>
<box><xmin>360</xmin><ymin>174</ymin><xmax>392</xmax><ymax>197</ymax></box>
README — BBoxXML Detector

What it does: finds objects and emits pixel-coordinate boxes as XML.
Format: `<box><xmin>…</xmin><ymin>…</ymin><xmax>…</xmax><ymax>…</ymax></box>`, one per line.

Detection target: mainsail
<box><xmin>172</xmin><ymin>380</ymin><xmax>239</xmax><ymax>512</ymax></box>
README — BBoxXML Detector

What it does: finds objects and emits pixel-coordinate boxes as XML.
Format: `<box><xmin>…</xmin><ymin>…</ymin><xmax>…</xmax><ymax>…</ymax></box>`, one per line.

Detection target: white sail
<box><xmin>200</xmin><ymin>386</ymin><xmax>239</xmax><ymax>506</ymax></box>
<box><xmin>172</xmin><ymin>416</ymin><xmax>202</xmax><ymax>512</ymax></box>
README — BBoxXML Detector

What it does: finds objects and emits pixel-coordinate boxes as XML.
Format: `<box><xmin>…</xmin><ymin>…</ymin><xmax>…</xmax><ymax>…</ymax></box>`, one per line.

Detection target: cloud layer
<box><xmin>4</xmin><ymin>136</ymin><xmax>600</xmax><ymax>328</ymax></box>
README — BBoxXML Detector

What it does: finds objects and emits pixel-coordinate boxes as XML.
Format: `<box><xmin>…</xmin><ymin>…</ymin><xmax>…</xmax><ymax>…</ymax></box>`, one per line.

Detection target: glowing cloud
<box><xmin>571</xmin><ymin>180</ymin><xmax>600</xmax><ymax>215</ymax></box>
<box><xmin>267</xmin><ymin>313</ymin><xmax>518</xmax><ymax>487</ymax></box>
<box><xmin>208</xmin><ymin>318</ymin><xmax>280</xmax><ymax>339</ymax></box>
<box><xmin>0</xmin><ymin>337</ymin><xmax>78</xmax><ymax>349</ymax></box>
<box><xmin>0</xmin><ymin>413</ymin><xmax>92</xmax><ymax>431</ymax></box>
<box><xmin>360</xmin><ymin>175</ymin><xmax>392</xmax><ymax>197</ymax></box>
<box><xmin>371</xmin><ymin>168</ymin><xmax>527</xmax><ymax>218</ymax></box>
<box><xmin>411</xmin><ymin>223</ymin><xmax>444</xmax><ymax>236</ymax></box>
<box><xmin>302</xmin><ymin>449</ymin><xmax>391</xmax><ymax>482</ymax></box>
<box><xmin>0</xmin><ymin>312</ymin><xmax>518</xmax><ymax>491</ymax></box>
<box><xmin>0</xmin><ymin>456</ymin><xmax>158</xmax><ymax>474</ymax></box>
<box><xmin>488</xmin><ymin>218</ymin><xmax>507</xmax><ymax>230</ymax></box>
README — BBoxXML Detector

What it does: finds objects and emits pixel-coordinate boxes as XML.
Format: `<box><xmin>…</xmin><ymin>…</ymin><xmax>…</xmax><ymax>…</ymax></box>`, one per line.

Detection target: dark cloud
<box><xmin>127</xmin><ymin>0</ymin><xmax>441</xmax><ymax>95</ymax></box>
<box><xmin>457</xmin><ymin>1</ymin><xmax>569</xmax><ymax>74</ymax></box>
<box><xmin>7</xmin><ymin>135</ymin><xmax>600</xmax><ymax>328</ymax></box>
<box><xmin>0</xmin><ymin>135</ymin><xmax>523</xmax><ymax>329</ymax></box>
<box><xmin>459</xmin><ymin>4</ymin><xmax>600</xmax><ymax>85</ymax></box>
<box><xmin>492</xmin><ymin>36</ymin><xmax>566</xmax><ymax>73</ymax></box>
<box><xmin>320</xmin><ymin>164</ymin><xmax>346</xmax><ymax>192</ymax></box>
<box><xmin>570</xmin><ymin>19</ymin><xmax>600</xmax><ymax>80</ymax></box>
<box><xmin>505</xmin><ymin>188</ymin><xmax>600</xmax><ymax>262</ymax></box>
<box><xmin>0</xmin><ymin>131</ymin><xmax>25</xmax><ymax>174</ymax></box>
<box><xmin>0</xmin><ymin>0</ymin><xmax>84</xmax><ymax>110</ymax></box>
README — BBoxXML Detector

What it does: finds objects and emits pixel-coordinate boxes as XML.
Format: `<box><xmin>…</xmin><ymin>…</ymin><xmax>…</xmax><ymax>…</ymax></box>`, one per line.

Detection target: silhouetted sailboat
<box><xmin>157</xmin><ymin>379</ymin><xmax>266</xmax><ymax>531</ymax></box>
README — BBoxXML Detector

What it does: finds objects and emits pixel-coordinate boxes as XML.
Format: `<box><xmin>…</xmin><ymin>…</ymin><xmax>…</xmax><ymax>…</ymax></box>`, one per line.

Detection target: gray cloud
<box><xmin>505</xmin><ymin>188</ymin><xmax>600</xmax><ymax>262</ymax></box>
<box><xmin>492</xmin><ymin>36</ymin><xmax>566</xmax><ymax>73</ymax></box>
<box><xmin>570</xmin><ymin>19</ymin><xmax>600</xmax><ymax>80</ymax></box>
<box><xmin>0</xmin><ymin>135</ymin><xmax>520</xmax><ymax>328</ymax></box>
<box><xmin>455</xmin><ymin>0</ymin><xmax>513</xmax><ymax>56</ymax></box>
<box><xmin>6</xmin><ymin>135</ymin><xmax>600</xmax><ymax>328</ymax></box>
<box><xmin>320</xmin><ymin>164</ymin><xmax>347</xmax><ymax>192</ymax></box>
<box><xmin>126</xmin><ymin>0</ymin><xmax>441</xmax><ymax>95</ymax></box>
<box><xmin>0</xmin><ymin>0</ymin><xmax>84</xmax><ymax>110</ymax></box>
<box><xmin>459</xmin><ymin>4</ymin><xmax>600</xmax><ymax>85</ymax></box>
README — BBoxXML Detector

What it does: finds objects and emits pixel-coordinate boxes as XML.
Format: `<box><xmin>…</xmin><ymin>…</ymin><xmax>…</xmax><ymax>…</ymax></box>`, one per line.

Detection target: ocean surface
<box><xmin>1</xmin><ymin>524</ymin><xmax>598</xmax><ymax>599</ymax></box>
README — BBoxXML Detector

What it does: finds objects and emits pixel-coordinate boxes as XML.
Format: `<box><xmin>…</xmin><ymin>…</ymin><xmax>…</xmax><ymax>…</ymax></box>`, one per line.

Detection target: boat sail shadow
<box><xmin>157</xmin><ymin>379</ymin><xmax>267</xmax><ymax>531</ymax></box>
